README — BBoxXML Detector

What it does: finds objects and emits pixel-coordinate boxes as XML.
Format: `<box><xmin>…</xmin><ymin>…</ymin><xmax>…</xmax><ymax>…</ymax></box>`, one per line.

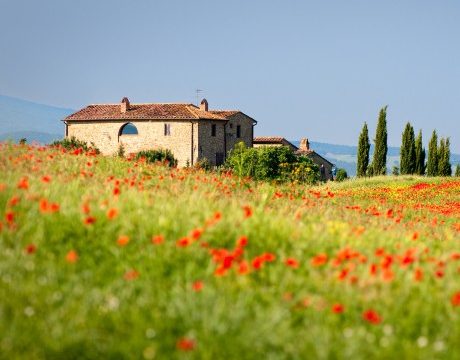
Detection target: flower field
<box><xmin>1</xmin><ymin>143</ymin><xmax>460</xmax><ymax>359</ymax></box>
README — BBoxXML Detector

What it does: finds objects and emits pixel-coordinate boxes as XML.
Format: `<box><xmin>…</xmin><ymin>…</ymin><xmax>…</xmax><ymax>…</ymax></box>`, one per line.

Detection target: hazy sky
<box><xmin>1</xmin><ymin>0</ymin><xmax>459</xmax><ymax>151</ymax></box>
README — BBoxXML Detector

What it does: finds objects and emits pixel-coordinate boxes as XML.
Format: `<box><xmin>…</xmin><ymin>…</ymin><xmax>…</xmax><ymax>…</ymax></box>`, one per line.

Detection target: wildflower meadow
<box><xmin>1</xmin><ymin>143</ymin><xmax>460</xmax><ymax>359</ymax></box>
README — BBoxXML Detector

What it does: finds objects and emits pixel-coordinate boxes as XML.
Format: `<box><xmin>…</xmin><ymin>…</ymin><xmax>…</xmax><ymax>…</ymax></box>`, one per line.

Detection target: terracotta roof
<box><xmin>64</xmin><ymin>103</ymin><xmax>228</xmax><ymax>121</ymax></box>
<box><xmin>253</xmin><ymin>136</ymin><xmax>286</xmax><ymax>143</ymax></box>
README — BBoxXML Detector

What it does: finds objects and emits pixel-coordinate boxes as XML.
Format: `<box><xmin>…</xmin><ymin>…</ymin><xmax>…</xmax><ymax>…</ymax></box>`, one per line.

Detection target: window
<box><xmin>119</xmin><ymin>123</ymin><xmax>138</xmax><ymax>136</ymax></box>
<box><xmin>164</xmin><ymin>123</ymin><xmax>171</xmax><ymax>136</ymax></box>
<box><xmin>211</xmin><ymin>124</ymin><xmax>216</xmax><ymax>137</ymax></box>
<box><xmin>236</xmin><ymin>125</ymin><xmax>241</xmax><ymax>138</ymax></box>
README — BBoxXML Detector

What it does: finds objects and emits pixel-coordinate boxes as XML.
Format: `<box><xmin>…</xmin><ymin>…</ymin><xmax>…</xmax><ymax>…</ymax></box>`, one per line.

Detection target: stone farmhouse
<box><xmin>253</xmin><ymin>136</ymin><xmax>334</xmax><ymax>180</ymax></box>
<box><xmin>63</xmin><ymin>98</ymin><xmax>256</xmax><ymax>167</ymax></box>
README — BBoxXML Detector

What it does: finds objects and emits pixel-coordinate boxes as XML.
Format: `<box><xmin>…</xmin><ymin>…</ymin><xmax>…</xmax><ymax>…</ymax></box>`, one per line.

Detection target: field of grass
<box><xmin>1</xmin><ymin>143</ymin><xmax>460</xmax><ymax>359</ymax></box>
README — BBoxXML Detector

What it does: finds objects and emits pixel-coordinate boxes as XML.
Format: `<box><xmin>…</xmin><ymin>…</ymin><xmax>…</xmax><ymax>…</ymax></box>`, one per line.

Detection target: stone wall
<box><xmin>224</xmin><ymin>113</ymin><xmax>254</xmax><ymax>155</ymax></box>
<box><xmin>67</xmin><ymin>120</ymin><xmax>197</xmax><ymax>167</ymax></box>
<box><xmin>197</xmin><ymin>121</ymin><xmax>226</xmax><ymax>166</ymax></box>
<box><xmin>307</xmin><ymin>152</ymin><xmax>334</xmax><ymax>181</ymax></box>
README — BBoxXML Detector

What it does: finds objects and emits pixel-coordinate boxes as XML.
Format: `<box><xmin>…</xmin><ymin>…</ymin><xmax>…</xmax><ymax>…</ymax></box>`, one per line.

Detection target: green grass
<box><xmin>1</xmin><ymin>143</ymin><xmax>460</xmax><ymax>359</ymax></box>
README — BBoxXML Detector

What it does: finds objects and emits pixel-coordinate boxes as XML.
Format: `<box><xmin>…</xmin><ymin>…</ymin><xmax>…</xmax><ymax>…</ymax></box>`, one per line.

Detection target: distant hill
<box><xmin>292</xmin><ymin>140</ymin><xmax>460</xmax><ymax>176</ymax></box>
<box><xmin>0</xmin><ymin>94</ymin><xmax>73</xmax><ymax>143</ymax></box>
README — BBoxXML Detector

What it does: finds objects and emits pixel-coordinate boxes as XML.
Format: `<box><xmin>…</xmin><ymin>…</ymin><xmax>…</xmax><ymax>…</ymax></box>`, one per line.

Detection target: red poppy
<box><xmin>66</xmin><ymin>250</ymin><xmax>78</xmax><ymax>263</ymax></box>
<box><xmin>17</xmin><ymin>177</ymin><xmax>29</xmax><ymax>190</ymax></box>
<box><xmin>311</xmin><ymin>253</ymin><xmax>328</xmax><ymax>267</ymax></box>
<box><xmin>285</xmin><ymin>258</ymin><xmax>299</xmax><ymax>268</ymax></box>
<box><xmin>192</xmin><ymin>281</ymin><xmax>204</xmax><ymax>292</ymax></box>
<box><xmin>331</xmin><ymin>303</ymin><xmax>345</xmax><ymax>314</ymax></box>
<box><xmin>237</xmin><ymin>236</ymin><xmax>248</xmax><ymax>248</ymax></box>
<box><xmin>41</xmin><ymin>175</ymin><xmax>51</xmax><ymax>183</ymax></box>
<box><xmin>177</xmin><ymin>237</ymin><xmax>191</xmax><ymax>247</ymax></box>
<box><xmin>242</xmin><ymin>205</ymin><xmax>253</xmax><ymax>218</ymax></box>
<box><xmin>176</xmin><ymin>337</ymin><xmax>195</xmax><ymax>351</ymax></box>
<box><xmin>124</xmin><ymin>269</ymin><xmax>139</xmax><ymax>281</ymax></box>
<box><xmin>451</xmin><ymin>292</ymin><xmax>460</xmax><ymax>307</ymax></box>
<box><xmin>25</xmin><ymin>244</ymin><xmax>37</xmax><ymax>254</ymax></box>
<box><xmin>8</xmin><ymin>196</ymin><xmax>20</xmax><ymax>207</ymax></box>
<box><xmin>106</xmin><ymin>208</ymin><xmax>118</xmax><ymax>219</ymax></box>
<box><xmin>5</xmin><ymin>211</ymin><xmax>14</xmax><ymax>224</ymax></box>
<box><xmin>152</xmin><ymin>235</ymin><xmax>164</xmax><ymax>245</ymax></box>
<box><xmin>190</xmin><ymin>228</ymin><xmax>203</xmax><ymax>240</ymax></box>
<box><xmin>238</xmin><ymin>261</ymin><xmax>250</xmax><ymax>275</ymax></box>
<box><xmin>362</xmin><ymin>309</ymin><xmax>381</xmax><ymax>324</ymax></box>
<box><xmin>84</xmin><ymin>216</ymin><xmax>96</xmax><ymax>225</ymax></box>
<box><xmin>117</xmin><ymin>235</ymin><xmax>130</xmax><ymax>247</ymax></box>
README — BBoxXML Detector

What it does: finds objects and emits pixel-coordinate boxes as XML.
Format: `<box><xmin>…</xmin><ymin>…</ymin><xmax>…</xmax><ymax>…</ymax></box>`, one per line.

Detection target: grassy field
<box><xmin>1</xmin><ymin>143</ymin><xmax>460</xmax><ymax>359</ymax></box>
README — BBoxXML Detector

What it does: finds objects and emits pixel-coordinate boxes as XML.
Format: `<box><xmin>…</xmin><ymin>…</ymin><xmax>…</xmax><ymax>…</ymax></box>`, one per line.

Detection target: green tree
<box><xmin>455</xmin><ymin>164</ymin><xmax>460</xmax><ymax>177</ymax></box>
<box><xmin>426</xmin><ymin>130</ymin><xmax>438</xmax><ymax>177</ymax></box>
<box><xmin>438</xmin><ymin>137</ymin><xmax>452</xmax><ymax>176</ymax></box>
<box><xmin>400</xmin><ymin>122</ymin><xmax>416</xmax><ymax>175</ymax></box>
<box><xmin>356</xmin><ymin>122</ymin><xmax>370</xmax><ymax>177</ymax></box>
<box><xmin>414</xmin><ymin>130</ymin><xmax>425</xmax><ymax>175</ymax></box>
<box><xmin>370</xmin><ymin>106</ymin><xmax>388</xmax><ymax>175</ymax></box>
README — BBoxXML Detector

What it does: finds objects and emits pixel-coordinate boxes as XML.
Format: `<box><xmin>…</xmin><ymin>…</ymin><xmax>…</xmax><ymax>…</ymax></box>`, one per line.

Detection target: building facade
<box><xmin>253</xmin><ymin>136</ymin><xmax>335</xmax><ymax>180</ymax></box>
<box><xmin>63</xmin><ymin>98</ymin><xmax>256</xmax><ymax>167</ymax></box>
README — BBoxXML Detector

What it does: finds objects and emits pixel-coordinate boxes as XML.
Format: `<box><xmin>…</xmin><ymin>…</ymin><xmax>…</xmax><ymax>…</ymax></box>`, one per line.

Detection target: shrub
<box><xmin>226</xmin><ymin>142</ymin><xmax>319</xmax><ymax>184</ymax></box>
<box><xmin>194</xmin><ymin>158</ymin><xmax>211</xmax><ymax>171</ymax></box>
<box><xmin>335</xmin><ymin>168</ymin><xmax>348</xmax><ymax>182</ymax></box>
<box><xmin>117</xmin><ymin>144</ymin><xmax>125</xmax><ymax>158</ymax></box>
<box><xmin>51</xmin><ymin>136</ymin><xmax>100</xmax><ymax>154</ymax></box>
<box><xmin>135</xmin><ymin>149</ymin><xmax>177</xmax><ymax>167</ymax></box>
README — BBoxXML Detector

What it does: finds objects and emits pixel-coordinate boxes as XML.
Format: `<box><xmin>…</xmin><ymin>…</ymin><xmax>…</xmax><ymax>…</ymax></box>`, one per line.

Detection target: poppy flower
<box><xmin>285</xmin><ymin>258</ymin><xmax>299</xmax><ymax>269</ymax></box>
<box><xmin>237</xmin><ymin>236</ymin><xmax>248</xmax><ymax>248</ymax></box>
<box><xmin>311</xmin><ymin>253</ymin><xmax>328</xmax><ymax>267</ymax></box>
<box><xmin>124</xmin><ymin>269</ymin><xmax>139</xmax><ymax>281</ymax></box>
<box><xmin>84</xmin><ymin>216</ymin><xmax>96</xmax><ymax>225</ymax></box>
<box><xmin>177</xmin><ymin>237</ymin><xmax>191</xmax><ymax>247</ymax></box>
<box><xmin>242</xmin><ymin>205</ymin><xmax>253</xmax><ymax>218</ymax></box>
<box><xmin>362</xmin><ymin>309</ymin><xmax>381</xmax><ymax>324</ymax></box>
<box><xmin>190</xmin><ymin>228</ymin><xmax>203</xmax><ymax>240</ymax></box>
<box><xmin>8</xmin><ymin>196</ymin><xmax>20</xmax><ymax>207</ymax></box>
<box><xmin>451</xmin><ymin>292</ymin><xmax>460</xmax><ymax>307</ymax></box>
<box><xmin>176</xmin><ymin>337</ymin><xmax>195</xmax><ymax>351</ymax></box>
<box><xmin>192</xmin><ymin>281</ymin><xmax>204</xmax><ymax>292</ymax></box>
<box><xmin>152</xmin><ymin>235</ymin><xmax>164</xmax><ymax>245</ymax></box>
<box><xmin>41</xmin><ymin>175</ymin><xmax>51</xmax><ymax>183</ymax></box>
<box><xmin>117</xmin><ymin>235</ymin><xmax>130</xmax><ymax>247</ymax></box>
<box><xmin>5</xmin><ymin>211</ymin><xmax>14</xmax><ymax>224</ymax></box>
<box><xmin>25</xmin><ymin>244</ymin><xmax>37</xmax><ymax>254</ymax></box>
<box><xmin>332</xmin><ymin>303</ymin><xmax>345</xmax><ymax>314</ymax></box>
<box><xmin>17</xmin><ymin>177</ymin><xmax>29</xmax><ymax>190</ymax></box>
<box><xmin>106</xmin><ymin>208</ymin><xmax>118</xmax><ymax>219</ymax></box>
<box><xmin>238</xmin><ymin>261</ymin><xmax>250</xmax><ymax>275</ymax></box>
<box><xmin>66</xmin><ymin>250</ymin><xmax>78</xmax><ymax>263</ymax></box>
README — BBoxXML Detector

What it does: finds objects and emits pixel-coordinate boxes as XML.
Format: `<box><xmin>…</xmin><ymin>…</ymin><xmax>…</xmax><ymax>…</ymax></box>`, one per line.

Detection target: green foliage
<box><xmin>438</xmin><ymin>137</ymin><xmax>452</xmax><ymax>177</ymax></box>
<box><xmin>226</xmin><ymin>142</ymin><xmax>319</xmax><ymax>183</ymax></box>
<box><xmin>19</xmin><ymin>138</ymin><xmax>27</xmax><ymax>145</ymax></box>
<box><xmin>392</xmin><ymin>166</ymin><xmax>399</xmax><ymax>176</ymax></box>
<box><xmin>455</xmin><ymin>164</ymin><xmax>460</xmax><ymax>177</ymax></box>
<box><xmin>370</xmin><ymin>106</ymin><xmax>388</xmax><ymax>176</ymax></box>
<box><xmin>356</xmin><ymin>122</ymin><xmax>370</xmax><ymax>177</ymax></box>
<box><xmin>51</xmin><ymin>136</ymin><xmax>100</xmax><ymax>154</ymax></box>
<box><xmin>335</xmin><ymin>168</ymin><xmax>348</xmax><ymax>182</ymax></box>
<box><xmin>415</xmin><ymin>130</ymin><xmax>426</xmax><ymax>176</ymax></box>
<box><xmin>400</xmin><ymin>122</ymin><xmax>416</xmax><ymax>175</ymax></box>
<box><xmin>194</xmin><ymin>158</ymin><xmax>211</xmax><ymax>171</ymax></box>
<box><xmin>135</xmin><ymin>149</ymin><xmax>178</xmax><ymax>167</ymax></box>
<box><xmin>426</xmin><ymin>130</ymin><xmax>438</xmax><ymax>176</ymax></box>
<box><xmin>117</xmin><ymin>144</ymin><xmax>125</xmax><ymax>158</ymax></box>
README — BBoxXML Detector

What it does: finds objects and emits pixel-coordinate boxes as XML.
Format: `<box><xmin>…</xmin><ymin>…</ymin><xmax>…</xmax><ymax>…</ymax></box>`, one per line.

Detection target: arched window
<box><xmin>119</xmin><ymin>123</ymin><xmax>138</xmax><ymax>136</ymax></box>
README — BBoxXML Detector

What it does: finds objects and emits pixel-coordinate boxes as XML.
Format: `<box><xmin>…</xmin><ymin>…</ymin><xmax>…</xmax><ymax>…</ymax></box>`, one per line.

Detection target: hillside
<box><xmin>0</xmin><ymin>94</ymin><xmax>73</xmax><ymax>143</ymax></box>
<box><xmin>1</xmin><ymin>144</ymin><xmax>460</xmax><ymax>358</ymax></box>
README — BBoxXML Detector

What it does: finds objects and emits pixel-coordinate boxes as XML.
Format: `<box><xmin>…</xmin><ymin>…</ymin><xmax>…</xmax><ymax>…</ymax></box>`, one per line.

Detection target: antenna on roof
<box><xmin>195</xmin><ymin>89</ymin><xmax>203</xmax><ymax>106</ymax></box>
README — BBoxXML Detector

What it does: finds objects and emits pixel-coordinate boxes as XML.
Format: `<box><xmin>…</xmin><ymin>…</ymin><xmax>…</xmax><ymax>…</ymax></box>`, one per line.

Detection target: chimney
<box><xmin>199</xmin><ymin>98</ymin><xmax>208</xmax><ymax>112</ymax></box>
<box><xmin>299</xmin><ymin>138</ymin><xmax>310</xmax><ymax>151</ymax></box>
<box><xmin>121</xmin><ymin>97</ymin><xmax>130</xmax><ymax>113</ymax></box>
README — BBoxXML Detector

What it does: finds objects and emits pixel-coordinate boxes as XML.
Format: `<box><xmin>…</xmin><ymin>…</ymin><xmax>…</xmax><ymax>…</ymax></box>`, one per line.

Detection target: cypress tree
<box><xmin>371</xmin><ymin>106</ymin><xmax>388</xmax><ymax>176</ymax></box>
<box><xmin>357</xmin><ymin>122</ymin><xmax>370</xmax><ymax>177</ymax></box>
<box><xmin>415</xmin><ymin>130</ymin><xmax>425</xmax><ymax>175</ymax></box>
<box><xmin>426</xmin><ymin>130</ymin><xmax>438</xmax><ymax>177</ymax></box>
<box><xmin>400</xmin><ymin>122</ymin><xmax>416</xmax><ymax>175</ymax></box>
<box><xmin>438</xmin><ymin>137</ymin><xmax>452</xmax><ymax>176</ymax></box>
<box><xmin>438</xmin><ymin>138</ymin><xmax>446</xmax><ymax>176</ymax></box>
<box><xmin>455</xmin><ymin>164</ymin><xmax>460</xmax><ymax>177</ymax></box>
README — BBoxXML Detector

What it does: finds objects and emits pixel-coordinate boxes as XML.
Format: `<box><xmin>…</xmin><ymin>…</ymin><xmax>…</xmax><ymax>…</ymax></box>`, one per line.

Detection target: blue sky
<box><xmin>1</xmin><ymin>0</ymin><xmax>459</xmax><ymax>151</ymax></box>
